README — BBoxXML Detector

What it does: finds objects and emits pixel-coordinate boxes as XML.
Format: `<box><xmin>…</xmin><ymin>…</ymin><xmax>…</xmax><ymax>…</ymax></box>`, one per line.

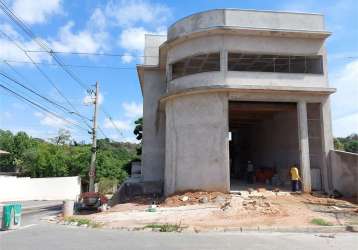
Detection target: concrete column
<box><xmin>220</xmin><ymin>49</ymin><xmax>228</xmax><ymax>72</ymax></box>
<box><xmin>320</xmin><ymin>98</ymin><xmax>334</xmax><ymax>192</ymax></box>
<box><xmin>297</xmin><ymin>101</ymin><xmax>311</xmax><ymax>193</ymax></box>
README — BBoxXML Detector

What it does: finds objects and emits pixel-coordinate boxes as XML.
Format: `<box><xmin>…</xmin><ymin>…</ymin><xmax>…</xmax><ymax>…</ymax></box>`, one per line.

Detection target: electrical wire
<box><xmin>0</xmin><ymin>29</ymin><xmax>92</xmax><ymax>130</ymax></box>
<box><xmin>0</xmin><ymin>69</ymin><xmax>91</xmax><ymax>121</ymax></box>
<box><xmin>0</xmin><ymin>0</ymin><xmax>126</xmax><ymax>138</ymax></box>
<box><xmin>0</xmin><ymin>0</ymin><xmax>88</xmax><ymax>90</ymax></box>
<box><xmin>0</xmin><ymin>82</ymin><xmax>88</xmax><ymax>131</ymax></box>
<box><xmin>1</xmin><ymin>59</ymin><xmax>137</xmax><ymax>70</ymax></box>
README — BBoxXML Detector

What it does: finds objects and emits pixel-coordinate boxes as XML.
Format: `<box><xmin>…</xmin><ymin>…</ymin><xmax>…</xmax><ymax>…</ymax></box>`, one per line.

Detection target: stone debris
<box><xmin>199</xmin><ymin>196</ymin><xmax>209</xmax><ymax>204</ymax></box>
<box><xmin>164</xmin><ymin>191</ymin><xmax>231</xmax><ymax>207</ymax></box>
<box><xmin>256</xmin><ymin>188</ymin><xmax>267</xmax><ymax>193</ymax></box>
<box><xmin>239</xmin><ymin>197</ymin><xmax>279</xmax><ymax>215</ymax></box>
<box><xmin>180</xmin><ymin>196</ymin><xmax>189</xmax><ymax>202</ymax></box>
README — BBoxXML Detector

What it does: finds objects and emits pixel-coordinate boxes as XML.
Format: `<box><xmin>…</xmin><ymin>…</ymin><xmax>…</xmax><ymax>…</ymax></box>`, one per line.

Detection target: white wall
<box><xmin>0</xmin><ymin>176</ymin><xmax>81</xmax><ymax>202</ymax></box>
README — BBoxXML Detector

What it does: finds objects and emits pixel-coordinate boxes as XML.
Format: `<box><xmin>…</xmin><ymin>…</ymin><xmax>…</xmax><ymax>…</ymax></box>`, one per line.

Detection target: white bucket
<box><xmin>63</xmin><ymin>200</ymin><xmax>74</xmax><ymax>217</ymax></box>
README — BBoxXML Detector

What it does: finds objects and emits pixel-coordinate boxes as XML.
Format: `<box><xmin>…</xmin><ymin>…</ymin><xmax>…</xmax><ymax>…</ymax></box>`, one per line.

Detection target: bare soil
<box><xmin>76</xmin><ymin>190</ymin><xmax>358</xmax><ymax>231</ymax></box>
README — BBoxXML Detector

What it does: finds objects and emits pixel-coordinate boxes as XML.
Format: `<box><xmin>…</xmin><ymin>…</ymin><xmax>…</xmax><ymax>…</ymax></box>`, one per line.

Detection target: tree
<box><xmin>49</xmin><ymin>129</ymin><xmax>71</xmax><ymax>145</ymax></box>
<box><xmin>334</xmin><ymin>138</ymin><xmax>344</xmax><ymax>151</ymax></box>
<box><xmin>133</xmin><ymin>117</ymin><xmax>143</xmax><ymax>156</ymax></box>
<box><xmin>133</xmin><ymin>117</ymin><xmax>143</xmax><ymax>140</ymax></box>
<box><xmin>334</xmin><ymin>133</ymin><xmax>358</xmax><ymax>153</ymax></box>
<box><xmin>345</xmin><ymin>140</ymin><xmax>358</xmax><ymax>153</ymax></box>
<box><xmin>0</xmin><ymin>130</ymin><xmax>137</xmax><ymax>184</ymax></box>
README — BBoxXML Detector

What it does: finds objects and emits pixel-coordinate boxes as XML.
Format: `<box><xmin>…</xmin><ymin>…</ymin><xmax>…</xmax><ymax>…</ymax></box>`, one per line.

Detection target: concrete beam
<box><xmin>298</xmin><ymin>101</ymin><xmax>312</xmax><ymax>192</ymax></box>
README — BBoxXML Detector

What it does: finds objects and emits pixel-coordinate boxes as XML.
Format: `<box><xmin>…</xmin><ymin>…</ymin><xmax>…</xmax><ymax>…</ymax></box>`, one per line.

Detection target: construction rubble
<box><xmin>55</xmin><ymin>189</ymin><xmax>358</xmax><ymax>232</ymax></box>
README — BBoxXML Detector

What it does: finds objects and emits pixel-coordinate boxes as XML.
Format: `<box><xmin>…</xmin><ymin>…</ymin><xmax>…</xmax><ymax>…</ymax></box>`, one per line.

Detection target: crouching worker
<box><xmin>290</xmin><ymin>165</ymin><xmax>301</xmax><ymax>192</ymax></box>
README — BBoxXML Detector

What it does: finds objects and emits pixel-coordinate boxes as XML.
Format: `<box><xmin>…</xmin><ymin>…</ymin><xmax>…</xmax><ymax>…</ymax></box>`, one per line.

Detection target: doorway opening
<box><xmin>229</xmin><ymin>101</ymin><xmax>300</xmax><ymax>191</ymax></box>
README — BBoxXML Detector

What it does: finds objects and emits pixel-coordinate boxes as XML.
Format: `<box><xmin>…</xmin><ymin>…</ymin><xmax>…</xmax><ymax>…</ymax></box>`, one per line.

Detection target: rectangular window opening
<box><xmin>171</xmin><ymin>52</ymin><xmax>220</xmax><ymax>80</ymax></box>
<box><xmin>228</xmin><ymin>53</ymin><xmax>323</xmax><ymax>74</ymax></box>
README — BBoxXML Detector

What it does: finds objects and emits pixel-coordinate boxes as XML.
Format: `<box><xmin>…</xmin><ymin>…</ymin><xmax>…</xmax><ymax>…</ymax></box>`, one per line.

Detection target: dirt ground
<box><xmin>78</xmin><ymin>190</ymin><xmax>358</xmax><ymax>231</ymax></box>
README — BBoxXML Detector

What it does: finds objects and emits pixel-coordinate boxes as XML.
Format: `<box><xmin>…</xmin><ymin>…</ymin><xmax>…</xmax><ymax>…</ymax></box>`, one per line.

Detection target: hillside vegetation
<box><xmin>334</xmin><ymin>134</ymin><xmax>358</xmax><ymax>153</ymax></box>
<box><xmin>0</xmin><ymin>129</ymin><xmax>139</xmax><ymax>185</ymax></box>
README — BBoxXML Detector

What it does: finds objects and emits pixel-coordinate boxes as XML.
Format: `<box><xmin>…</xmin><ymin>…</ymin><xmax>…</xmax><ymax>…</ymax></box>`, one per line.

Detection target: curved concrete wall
<box><xmin>168</xmin><ymin>9</ymin><xmax>326</xmax><ymax>40</ymax></box>
<box><xmin>167</xmin><ymin>34</ymin><xmax>328</xmax><ymax>92</ymax></box>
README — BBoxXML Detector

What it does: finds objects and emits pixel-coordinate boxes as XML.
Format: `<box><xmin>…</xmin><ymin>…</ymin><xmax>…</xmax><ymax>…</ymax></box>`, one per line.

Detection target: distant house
<box><xmin>0</xmin><ymin>149</ymin><xmax>10</xmax><ymax>155</ymax></box>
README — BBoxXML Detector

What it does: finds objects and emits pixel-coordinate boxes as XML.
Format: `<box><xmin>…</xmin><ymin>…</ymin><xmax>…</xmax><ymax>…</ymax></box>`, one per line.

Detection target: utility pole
<box><xmin>88</xmin><ymin>81</ymin><xmax>99</xmax><ymax>192</ymax></box>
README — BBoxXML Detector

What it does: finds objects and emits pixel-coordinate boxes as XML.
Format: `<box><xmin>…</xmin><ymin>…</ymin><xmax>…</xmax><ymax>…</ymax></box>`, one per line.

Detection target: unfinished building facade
<box><xmin>137</xmin><ymin>9</ymin><xmax>336</xmax><ymax>196</ymax></box>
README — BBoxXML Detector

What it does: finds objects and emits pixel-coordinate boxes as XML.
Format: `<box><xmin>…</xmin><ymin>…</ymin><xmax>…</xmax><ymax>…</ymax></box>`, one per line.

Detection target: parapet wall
<box><xmin>168</xmin><ymin>9</ymin><xmax>327</xmax><ymax>41</ymax></box>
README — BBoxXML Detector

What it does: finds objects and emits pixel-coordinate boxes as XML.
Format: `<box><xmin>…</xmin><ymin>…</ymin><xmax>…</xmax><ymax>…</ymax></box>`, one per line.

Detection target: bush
<box><xmin>98</xmin><ymin>177</ymin><xmax>118</xmax><ymax>194</ymax></box>
<box><xmin>311</xmin><ymin>218</ymin><xmax>333</xmax><ymax>226</ymax></box>
<box><xmin>144</xmin><ymin>223</ymin><xmax>182</xmax><ymax>232</ymax></box>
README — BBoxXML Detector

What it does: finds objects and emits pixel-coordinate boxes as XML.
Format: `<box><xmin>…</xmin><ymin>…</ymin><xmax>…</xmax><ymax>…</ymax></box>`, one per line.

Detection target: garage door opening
<box><xmin>229</xmin><ymin>101</ymin><xmax>300</xmax><ymax>191</ymax></box>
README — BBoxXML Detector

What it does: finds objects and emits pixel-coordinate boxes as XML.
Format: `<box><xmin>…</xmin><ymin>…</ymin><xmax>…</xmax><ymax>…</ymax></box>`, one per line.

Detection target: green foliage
<box><xmin>0</xmin><ymin>130</ymin><xmax>137</xmax><ymax>184</ymax></box>
<box><xmin>49</xmin><ymin>129</ymin><xmax>71</xmax><ymax>145</ymax></box>
<box><xmin>98</xmin><ymin>177</ymin><xmax>118</xmax><ymax>194</ymax></box>
<box><xmin>311</xmin><ymin>218</ymin><xmax>333</xmax><ymax>226</ymax></box>
<box><xmin>64</xmin><ymin>216</ymin><xmax>102</xmax><ymax>228</ymax></box>
<box><xmin>144</xmin><ymin>223</ymin><xmax>182</xmax><ymax>232</ymax></box>
<box><xmin>334</xmin><ymin>134</ymin><xmax>358</xmax><ymax>153</ymax></box>
<box><xmin>133</xmin><ymin>117</ymin><xmax>143</xmax><ymax>156</ymax></box>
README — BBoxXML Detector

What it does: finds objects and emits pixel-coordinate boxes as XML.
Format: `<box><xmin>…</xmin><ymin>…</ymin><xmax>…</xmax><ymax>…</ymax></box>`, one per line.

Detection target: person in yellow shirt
<box><xmin>290</xmin><ymin>165</ymin><xmax>301</xmax><ymax>192</ymax></box>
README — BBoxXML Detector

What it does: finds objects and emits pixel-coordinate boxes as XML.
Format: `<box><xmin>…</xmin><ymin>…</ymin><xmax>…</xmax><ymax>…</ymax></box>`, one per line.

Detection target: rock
<box><xmin>213</xmin><ymin>195</ymin><xmax>226</xmax><ymax>205</ymax></box>
<box><xmin>257</xmin><ymin>188</ymin><xmax>266</xmax><ymax>193</ymax></box>
<box><xmin>199</xmin><ymin>196</ymin><xmax>209</xmax><ymax>203</ymax></box>
<box><xmin>180</xmin><ymin>196</ymin><xmax>189</xmax><ymax>202</ymax></box>
<box><xmin>70</xmin><ymin>222</ymin><xmax>78</xmax><ymax>226</ymax></box>
<box><xmin>80</xmin><ymin>224</ymin><xmax>88</xmax><ymax>228</ymax></box>
<box><xmin>248</xmin><ymin>188</ymin><xmax>254</xmax><ymax>194</ymax></box>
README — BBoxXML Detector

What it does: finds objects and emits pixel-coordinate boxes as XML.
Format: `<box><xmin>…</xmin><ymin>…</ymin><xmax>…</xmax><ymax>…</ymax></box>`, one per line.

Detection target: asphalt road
<box><xmin>1</xmin><ymin>207</ymin><xmax>357</xmax><ymax>250</ymax></box>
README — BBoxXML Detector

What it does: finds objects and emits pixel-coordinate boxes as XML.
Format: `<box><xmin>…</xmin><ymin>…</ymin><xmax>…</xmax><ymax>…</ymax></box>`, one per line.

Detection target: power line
<box><xmin>0</xmin><ymin>0</ymin><xmax>125</xmax><ymax>138</ymax></box>
<box><xmin>1</xmin><ymin>59</ymin><xmax>137</xmax><ymax>70</ymax></box>
<box><xmin>98</xmin><ymin>126</ymin><xmax>109</xmax><ymax>139</ymax></box>
<box><xmin>0</xmin><ymin>69</ymin><xmax>91</xmax><ymax>121</ymax></box>
<box><xmin>101</xmin><ymin>108</ymin><xmax>124</xmax><ymax>137</ymax></box>
<box><xmin>0</xmin><ymin>29</ymin><xmax>92</xmax><ymax>130</ymax></box>
<box><xmin>25</xmin><ymin>50</ymin><xmax>160</xmax><ymax>58</ymax></box>
<box><xmin>0</xmin><ymin>82</ymin><xmax>88</xmax><ymax>131</ymax></box>
<box><xmin>0</xmin><ymin>0</ymin><xmax>89</xmax><ymax>91</ymax></box>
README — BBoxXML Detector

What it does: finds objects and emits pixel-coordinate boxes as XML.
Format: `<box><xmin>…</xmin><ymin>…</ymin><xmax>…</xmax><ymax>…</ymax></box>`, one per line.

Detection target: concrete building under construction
<box><xmin>136</xmin><ymin>9</ymin><xmax>353</xmax><ymax>197</ymax></box>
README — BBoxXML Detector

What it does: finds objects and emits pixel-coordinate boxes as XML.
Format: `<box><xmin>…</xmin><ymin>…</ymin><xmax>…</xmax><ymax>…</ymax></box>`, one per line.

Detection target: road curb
<box><xmin>221</xmin><ymin>226</ymin><xmax>355</xmax><ymax>233</ymax></box>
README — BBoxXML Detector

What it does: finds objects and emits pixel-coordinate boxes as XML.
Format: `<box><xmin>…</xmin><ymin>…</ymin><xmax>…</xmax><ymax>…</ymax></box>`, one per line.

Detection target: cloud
<box><xmin>105</xmin><ymin>0</ymin><xmax>171</xmax><ymax>27</ymax></box>
<box><xmin>121</xmin><ymin>52</ymin><xmax>134</xmax><ymax>64</ymax></box>
<box><xmin>118</xmin><ymin>26</ymin><xmax>165</xmax><ymax>63</ymax></box>
<box><xmin>103</xmin><ymin>117</ymin><xmax>132</xmax><ymax>131</ymax></box>
<box><xmin>330</xmin><ymin>59</ymin><xmax>358</xmax><ymax>119</ymax></box>
<box><xmin>34</xmin><ymin>112</ymin><xmax>72</xmax><ymax>128</ymax></box>
<box><xmin>88</xmin><ymin>8</ymin><xmax>107</xmax><ymax>31</ymax></box>
<box><xmin>333</xmin><ymin>112</ymin><xmax>358</xmax><ymax>137</ymax></box>
<box><xmin>118</xmin><ymin>27</ymin><xmax>148</xmax><ymax>52</ymax></box>
<box><xmin>50</xmin><ymin>21</ymin><xmax>108</xmax><ymax>53</ymax></box>
<box><xmin>331</xmin><ymin>59</ymin><xmax>358</xmax><ymax>137</ymax></box>
<box><xmin>0</xmin><ymin>24</ymin><xmax>51</xmax><ymax>63</ymax></box>
<box><xmin>12</xmin><ymin>0</ymin><xmax>63</xmax><ymax>25</ymax></box>
<box><xmin>122</xmin><ymin>101</ymin><xmax>142</xmax><ymax>118</ymax></box>
<box><xmin>83</xmin><ymin>92</ymin><xmax>104</xmax><ymax>106</ymax></box>
<box><xmin>102</xmin><ymin>0</ymin><xmax>170</xmax><ymax>63</ymax></box>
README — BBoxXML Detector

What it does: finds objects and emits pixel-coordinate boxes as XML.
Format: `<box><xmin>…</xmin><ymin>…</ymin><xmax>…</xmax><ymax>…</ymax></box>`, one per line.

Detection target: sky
<box><xmin>0</xmin><ymin>0</ymin><xmax>357</xmax><ymax>143</ymax></box>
